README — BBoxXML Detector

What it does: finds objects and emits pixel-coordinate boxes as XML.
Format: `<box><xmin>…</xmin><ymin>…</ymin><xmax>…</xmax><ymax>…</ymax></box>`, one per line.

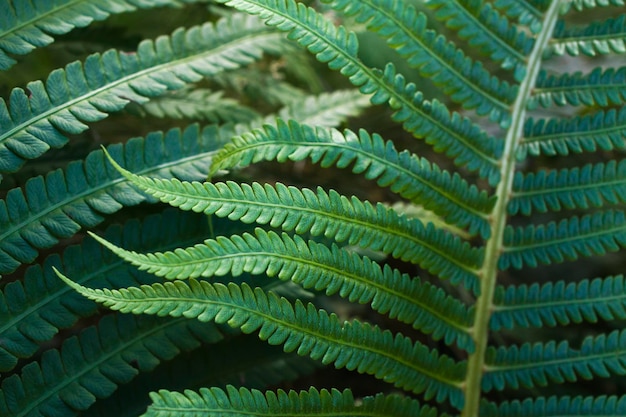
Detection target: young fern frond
<box><xmin>54</xmin><ymin>273</ymin><xmax>467</xmax><ymax>408</ymax></box>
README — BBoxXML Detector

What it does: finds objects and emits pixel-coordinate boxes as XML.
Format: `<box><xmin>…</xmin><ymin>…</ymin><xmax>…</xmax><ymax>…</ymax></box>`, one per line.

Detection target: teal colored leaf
<box><xmin>550</xmin><ymin>15</ymin><xmax>626</xmax><ymax>56</ymax></box>
<box><xmin>493</xmin><ymin>0</ymin><xmax>544</xmax><ymax>33</ymax></box>
<box><xmin>481</xmin><ymin>395</ymin><xmax>626</xmax><ymax>417</ymax></box>
<box><xmin>571</xmin><ymin>0</ymin><xmax>626</xmax><ymax>9</ymax></box>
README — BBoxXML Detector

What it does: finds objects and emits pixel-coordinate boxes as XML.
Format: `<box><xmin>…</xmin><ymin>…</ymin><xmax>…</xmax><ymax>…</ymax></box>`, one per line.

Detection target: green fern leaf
<box><xmin>483</xmin><ymin>329</ymin><xmax>626</xmax><ymax>391</ymax></box>
<box><xmin>210</xmin><ymin>119</ymin><xmax>494</xmax><ymax>238</ymax></box>
<box><xmin>143</xmin><ymin>386</ymin><xmax>430</xmax><ymax>417</ymax></box>
<box><xmin>54</xmin><ymin>275</ymin><xmax>466</xmax><ymax>408</ymax></box>
<box><xmin>518</xmin><ymin>108</ymin><xmax>626</xmax><ymax>158</ymax></box>
<box><xmin>322</xmin><ymin>0</ymin><xmax>516</xmax><ymax>122</ymax></box>
<box><xmin>531</xmin><ymin>67</ymin><xmax>626</xmax><ymax>109</ymax></box>
<box><xmin>571</xmin><ymin>0</ymin><xmax>626</xmax><ymax>9</ymax></box>
<box><xmin>105</xmin><ymin>154</ymin><xmax>483</xmax><ymax>290</ymax></box>
<box><xmin>0</xmin><ymin>313</ymin><xmax>223</xmax><ymax>417</ymax></box>
<box><xmin>0</xmin><ymin>123</ymin><xmax>229</xmax><ymax>275</ymax></box>
<box><xmin>0</xmin><ymin>12</ymin><xmax>284</xmax><ymax>179</ymax></box>
<box><xmin>501</xmin><ymin>210</ymin><xmax>626</xmax><ymax>269</ymax></box>
<box><xmin>550</xmin><ymin>15</ymin><xmax>626</xmax><ymax>56</ymax></box>
<box><xmin>481</xmin><ymin>395</ymin><xmax>626</xmax><ymax>417</ymax></box>
<box><xmin>88</xmin><ymin>227</ymin><xmax>475</xmax><ymax>350</ymax></box>
<box><xmin>493</xmin><ymin>0</ymin><xmax>544</xmax><ymax>33</ymax></box>
<box><xmin>216</xmin><ymin>0</ymin><xmax>502</xmax><ymax>182</ymax></box>
<box><xmin>510</xmin><ymin>160</ymin><xmax>626</xmax><ymax>215</ymax></box>
<box><xmin>491</xmin><ymin>275</ymin><xmax>626</xmax><ymax>330</ymax></box>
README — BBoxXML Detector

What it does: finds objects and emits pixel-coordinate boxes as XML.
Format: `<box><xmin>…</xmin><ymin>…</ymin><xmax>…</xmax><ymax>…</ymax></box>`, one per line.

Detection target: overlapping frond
<box><xmin>518</xmin><ymin>108</ymin><xmax>626</xmax><ymax>158</ymax></box>
<box><xmin>550</xmin><ymin>15</ymin><xmax>626</xmax><ymax>56</ymax></box>
<box><xmin>509</xmin><ymin>160</ymin><xmax>626</xmax><ymax>215</ymax></box>
<box><xmin>0</xmin><ymin>123</ymin><xmax>228</xmax><ymax>275</ymax></box>
<box><xmin>493</xmin><ymin>0</ymin><xmax>543</xmax><ymax>33</ymax></box>
<box><xmin>426</xmin><ymin>0</ymin><xmax>533</xmax><ymax>79</ymax></box>
<box><xmin>0</xmin><ymin>209</ymin><xmax>212</xmax><ymax>372</ymax></box>
<box><xmin>0</xmin><ymin>0</ymin><xmax>202</xmax><ymax>70</ymax></box>
<box><xmin>0</xmin><ymin>12</ymin><xmax>285</xmax><ymax>179</ymax></box>
<box><xmin>530</xmin><ymin>68</ymin><xmax>626</xmax><ymax>109</ymax></box>
<box><xmin>55</xmin><ymin>275</ymin><xmax>467</xmax><ymax>408</ymax></box>
<box><xmin>490</xmin><ymin>275</ymin><xmax>626</xmax><ymax>330</ymax></box>
<box><xmin>500</xmin><ymin>210</ymin><xmax>626</xmax><ymax>269</ymax></box>
<box><xmin>216</xmin><ymin>0</ymin><xmax>502</xmax><ymax>182</ymax></box>
<box><xmin>321</xmin><ymin>0</ymin><xmax>516</xmax><ymax>122</ymax></box>
<box><xmin>210</xmin><ymin>119</ymin><xmax>494</xmax><ymax>237</ymax></box>
<box><xmin>0</xmin><ymin>313</ymin><xmax>223</xmax><ymax>417</ymax></box>
<box><xmin>89</xmin><ymin>227</ymin><xmax>475</xmax><ymax>350</ymax></box>
<box><xmin>106</xmin><ymin>154</ymin><xmax>483</xmax><ymax>290</ymax></box>
<box><xmin>481</xmin><ymin>395</ymin><xmax>626</xmax><ymax>417</ymax></box>
<box><xmin>143</xmin><ymin>386</ymin><xmax>430</xmax><ymax>417</ymax></box>
<box><xmin>483</xmin><ymin>329</ymin><xmax>626</xmax><ymax>391</ymax></box>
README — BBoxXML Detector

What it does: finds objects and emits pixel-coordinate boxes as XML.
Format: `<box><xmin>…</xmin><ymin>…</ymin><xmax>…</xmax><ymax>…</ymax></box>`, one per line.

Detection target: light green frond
<box><xmin>216</xmin><ymin>0</ymin><xmax>502</xmax><ymax>182</ymax></box>
<box><xmin>0</xmin><ymin>313</ymin><xmax>223</xmax><ymax>417</ymax></box>
<box><xmin>500</xmin><ymin>210</ymin><xmax>626</xmax><ymax>269</ymax></box>
<box><xmin>211</xmin><ymin>119</ymin><xmax>494</xmax><ymax>238</ymax></box>
<box><xmin>550</xmin><ymin>15</ymin><xmax>626</xmax><ymax>56</ymax></box>
<box><xmin>483</xmin><ymin>329</ymin><xmax>626</xmax><ymax>391</ymax></box>
<box><xmin>0</xmin><ymin>0</ymin><xmax>203</xmax><ymax>70</ymax></box>
<box><xmin>322</xmin><ymin>0</ymin><xmax>516</xmax><ymax>122</ymax></box>
<box><xmin>105</xmin><ymin>154</ymin><xmax>483</xmax><ymax>290</ymax></box>
<box><xmin>481</xmin><ymin>395</ymin><xmax>626</xmax><ymax>417</ymax></box>
<box><xmin>490</xmin><ymin>275</ymin><xmax>626</xmax><ymax>330</ymax></box>
<box><xmin>519</xmin><ymin>108</ymin><xmax>626</xmax><ymax>158</ymax></box>
<box><xmin>570</xmin><ymin>0</ymin><xmax>626</xmax><ymax>9</ymax></box>
<box><xmin>143</xmin><ymin>386</ymin><xmax>431</xmax><ymax>417</ymax></box>
<box><xmin>493</xmin><ymin>0</ymin><xmax>543</xmax><ymax>33</ymax></box>
<box><xmin>509</xmin><ymin>160</ymin><xmax>626</xmax><ymax>215</ymax></box>
<box><xmin>426</xmin><ymin>0</ymin><xmax>533</xmax><ymax>79</ymax></box>
<box><xmin>55</xmin><ymin>275</ymin><xmax>467</xmax><ymax>408</ymax></box>
<box><xmin>89</xmin><ymin>228</ymin><xmax>475</xmax><ymax>351</ymax></box>
<box><xmin>530</xmin><ymin>68</ymin><xmax>626</xmax><ymax>109</ymax></box>
<box><xmin>0</xmin><ymin>123</ymin><xmax>228</xmax><ymax>275</ymax></box>
<box><xmin>0</xmin><ymin>12</ymin><xmax>284</xmax><ymax>179</ymax></box>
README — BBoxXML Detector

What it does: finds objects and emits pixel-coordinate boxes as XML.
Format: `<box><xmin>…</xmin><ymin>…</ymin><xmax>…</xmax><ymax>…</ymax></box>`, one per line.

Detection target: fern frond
<box><xmin>322</xmin><ymin>0</ymin><xmax>516</xmax><ymax>121</ymax></box>
<box><xmin>490</xmin><ymin>275</ymin><xmax>626</xmax><ymax>330</ymax></box>
<box><xmin>481</xmin><ymin>394</ymin><xmax>626</xmax><ymax>417</ymax></box>
<box><xmin>210</xmin><ymin>119</ymin><xmax>494</xmax><ymax>238</ymax></box>
<box><xmin>0</xmin><ymin>0</ymin><xmax>203</xmax><ymax>70</ymax></box>
<box><xmin>55</xmin><ymin>275</ymin><xmax>466</xmax><ymax>408</ymax></box>
<box><xmin>509</xmin><ymin>160</ymin><xmax>626</xmax><ymax>215</ymax></box>
<box><xmin>493</xmin><ymin>0</ymin><xmax>543</xmax><ymax>33</ymax></box>
<box><xmin>483</xmin><ymin>329</ymin><xmax>626</xmax><ymax>391</ymax></box>
<box><xmin>106</xmin><ymin>154</ymin><xmax>483</xmax><ymax>290</ymax></box>
<box><xmin>531</xmin><ymin>68</ymin><xmax>626</xmax><ymax>109</ymax></box>
<box><xmin>0</xmin><ymin>123</ymin><xmax>228</xmax><ymax>275</ymax></box>
<box><xmin>519</xmin><ymin>108</ymin><xmax>626</xmax><ymax>158</ymax></box>
<box><xmin>550</xmin><ymin>15</ymin><xmax>626</xmax><ymax>56</ymax></box>
<box><xmin>0</xmin><ymin>313</ymin><xmax>223</xmax><ymax>417</ymax></box>
<box><xmin>89</xmin><ymin>228</ymin><xmax>475</xmax><ymax>350</ymax></box>
<box><xmin>500</xmin><ymin>210</ymin><xmax>626</xmax><ymax>269</ymax></box>
<box><xmin>426</xmin><ymin>0</ymin><xmax>533</xmax><ymax>79</ymax></box>
<box><xmin>0</xmin><ymin>13</ymin><xmax>284</xmax><ymax>179</ymax></box>
<box><xmin>0</xmin><ymin>209</ymin><xmax>212</xmax><ymax>372</ymax></box>
<box><xmin>570</xmin><ymin>0</ymin><xmax>626</xmax><ymax>10</ymax></box>
<box><xmin>143</xmin><ymin>386</ymin><xmax>430</xmax><ymax>417</ymax></box>
<box><xmin>216</xmin><ymin>0</ymin><xmax>502</xmax><ymax>182</ymax></box>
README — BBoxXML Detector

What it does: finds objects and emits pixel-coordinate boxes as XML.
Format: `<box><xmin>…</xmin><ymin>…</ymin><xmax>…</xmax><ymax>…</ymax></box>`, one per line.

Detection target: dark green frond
<box><xmin>493</xmin><ymin>0</ymin><xmax>543</xmax><ymax>33</ymax></box>
<box><xmin>491</xmin><ymin>275</ymin><xmax>626</xmax><ymax>330</ymax></box>
<box><xmin>550</xmin><ymin>15</ymin><xmax>626</xmax><ymax>56</ymax></box>
<box><xmin>500</xmin><ymin>210</ymin><xmax>626</xmax><ymax>269</ymax></box>
<box><xmin>0</xmin><ymin>313</ymin><xmax>223</xmax><ymax>417</ymax></box>
<box><xmin>0</xmin><ymin>209</ymin><xmax>212</xmax><ymax>372</ymax></box>
<box><xmin>531</xmin><ymin>68</ymin><xmax>626</xmax><ymax>109</ymax></box>
<box><xmin>0</xmin><ymin>123</ymin><xmax>227</xmax><ymax>275</ymax></box>
<box><xmin>322</xmin><ymin>0</ymin><xmax>517</xmax><ymax>121</ymax></box>
<box><xmin>519</xmin><ymin>108</ymin><xmax>626</xmax><ymax>158</ymax></box>
<box><xmin>509</xmin><ymin>160</ymin><xmax>626</xmax><ymax>215</ymax></box>
<box><xmin>143</xmin><ymin>386</ymin><xmax>431</xmax><ymax>417</ymax></box>
<box><xmin>89</xmin><ymin>228</ymin><xmax>475</xmax><ymax>351</ymax></box>
<box><xmin>210</xmin><ymin>119</ymin><xmax>494</xmax><ymax>238</ymax></box>
<box><xmin>483</xmin><ymin>329</ymin><xmax>626</xmax><ymax>391</ymax></box>
<box><xmin>56</xmin><ymin>276</ymin><xmax>467</xmax><ymax>408</ymax></box>
<box><xmin>0</xmin><ymin>13</ymin><xmax>284</xmax><ymax>179</ymax></box>
<box><xmin>426</xmin><ymin>0</ymin><xmax>533</xmax><ymax>79</ymax></box>
<box><xmin>481</xmin><ymin>395</ymin><xmax>626</xmax><ymax>417</ymax></box>
<box><xmin>216</xmin><ymin>0</ymin><xmax>503</xmax><ymax>182</ymax></box>
<box><xmin>0</xmin><ymin>0</ymin><xmax>202</xmax><ymax>70</ymax></box>
<box><xmin>106</xmin><ymin>155</ymin><xmax>483</xmax><ymax>290</ymax></box>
